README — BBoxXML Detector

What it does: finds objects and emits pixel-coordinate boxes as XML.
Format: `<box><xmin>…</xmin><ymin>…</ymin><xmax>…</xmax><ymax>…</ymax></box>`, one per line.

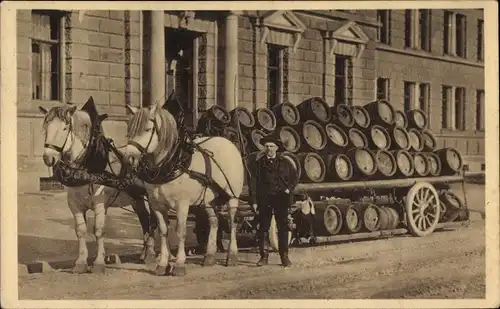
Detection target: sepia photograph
<box><xmin>1</xmin><ymin>1</ymin><xmax>498</xmax><ymax>308</ymax></box>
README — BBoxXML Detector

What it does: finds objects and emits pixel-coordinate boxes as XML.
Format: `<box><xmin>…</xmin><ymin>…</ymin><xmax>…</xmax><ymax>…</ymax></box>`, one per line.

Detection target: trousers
<box><xmin>257</xmin><ymin>194</ymin><xmax>290</xmax><ymax>256</ymax></box>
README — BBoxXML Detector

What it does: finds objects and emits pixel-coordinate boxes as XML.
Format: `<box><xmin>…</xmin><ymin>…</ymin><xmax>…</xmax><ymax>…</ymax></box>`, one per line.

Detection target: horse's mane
<box><xmin>42</xmin><ymin>106</ymin><xmax>92</xmax><ymax>146</ymax></box>
<box><xmin>127</xmin><ymin>106</ymin><xmax>179</xmax><ymax>156</ymax></box>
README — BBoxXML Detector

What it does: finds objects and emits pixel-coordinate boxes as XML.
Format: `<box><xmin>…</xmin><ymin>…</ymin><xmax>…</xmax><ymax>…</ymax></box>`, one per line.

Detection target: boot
<box><xmin>278</xmin><ymin>229</ymin><xmax>292</xmax><ymax>268</ymax></box>
<box><xmin>256</xmin><ymin>231</ymin><xmax>269</xmax><ymax>267</ymax></box>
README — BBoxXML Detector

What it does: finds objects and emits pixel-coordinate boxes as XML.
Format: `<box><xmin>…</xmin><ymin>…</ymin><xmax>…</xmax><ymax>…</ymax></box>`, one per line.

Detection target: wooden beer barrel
<box><xmin>361</xmin><ymin>203</ymin><xmax>382</xmax><ymax>232</ymax></box>
<box><xmin>282</xmin><ymin>151</ymin><xmax>302</xmax><ymax>181</ymax></box>
<box><xmin>246</xmin><ymin>129</ymin><xmax>267</xmax><ymax>152</ymax></box>
<box><xmin>363</xmin><ymin>99</ymin><xmax>396</xmax><ymax>127</ymax></box>
<box><xmin>407</xmin><ymin>128</ymin><xmax>425</xmax><ymax>152</ymax></box>
<box><xmin>271</xmin><ymin>102</ymin><xmax>300</xmax><ymax>126</ymax></box>
<box><xmin>439</xmin><ymin>190</ymin><xmax>466</xmax><ymax>222</ymax></box>
<box><xmin>373</xmin><ymin>149</ymin><xmax>397</xmax><ymax>178</ymax></box>
<box><xmin>324</xmin><ymin>154</ymin><xmax>353</xmax><ymax>181</ymax></box>
<box><xmin>366</xmin><ymin>125</ymin><xmax>392</xmax><ymax>150</ymax></box>
<box><xmin>390</xmin><ymin>150</ymin><xmax>415</xmax><ymax>177</ymax></box>
<box><xmin>348</xmin><ymin>128</ymin><xmax>369</xmax><ymax>148</ymax></box>
<box><xmin>297</xmin><ymin>152</ymin><xmax>326</xmax><ymax>183</ymax></box>
<box><xmin>390</xmin><ymin>126</ymin><xmax>411</xmax><ymax>151</ymax></box>
<box><xmin>406</xmin><ymin>109</ymin><xmax>427</xmax><ymax>130</ymax></box>
<box><xmin>377</xmin><ymin>206</ymin><xmax>390</xmax><ymax>230</ymax></box>
<box><xmin>229</xmin><ymin>107</ymin><xmax>255</xmax><ymax>130</ymax></box>
<box><xmin>394</xmin><ymin>111</ymin><xmax>408</xmax><ymax>129</ymax></box>
<box><xmin>423</xmin><ymin>152</ymin><xmax>442</xmax><ymax>177</ymax></box>
<box><xmin>223</xmin><ymin>127</ymin><xmax>248</xmax><ymax>152</ymax></box>
<box><xmin>275</xmin><ymin>126</ymin><xmax>301</xmax><ymax>153</ymax></box>
<box><xmin>196</xmin><ymin>105</ymin><xmax>231</xmax><ymax>136</ymax></box>
<box><xmin>347</xmin><ymin>148</ymin><xmax>378</xmax><ymax>178</ymax></box>
<box><xmin>311</xmin><ymin>201</ymin><xmax>343</xmax><ymax>236</ymax></box>
<box><xmin>331</xmin><ymin>104</ymin><xmax>355</xmax><ymax>128</ymax></box>
<box><xmin>301</xmin><ymin>120</ymin><xmax>328</xmax><ymax>152</ymax></box>
<box><xmin>298</xmin><ymin>97</ymin><xmax>331</xmax><ymax>124</ymax></box>
<box><xmin>253</xmin><ymin>108</ymin><xmax>277</xmax><ymax>132</ymax></box>
<box><xmin>413</xmin><ymin>152</ymin><xmax>431</xmax><ymax>177</ymax></box>
<box><xmin>351</xmin><ymin>105</ymin><xmax>371</xmax><ymax>129</ymax></box>
<box><xmin>435</xmin><ymin>148</ymin><xmax>463</xmax><ymax>175</ymax></box>
<box><xmin>384</xmin><ymin>206</ymin><xmax>400</xmax><ymax>229</ymax></box>
<box><xmin>421</xmin><ymin>129</ymin><xmax>437</xmax><ymax>151</ymax></box>
<box><xmin>324</xmin><ymin>123</ymin><xmax>348</xmax><ymax>150</ymax></box>
<box><xmin>337</xmin><ymin>203</ymin><xmax>363</xmax><ymax>234</ymax></box>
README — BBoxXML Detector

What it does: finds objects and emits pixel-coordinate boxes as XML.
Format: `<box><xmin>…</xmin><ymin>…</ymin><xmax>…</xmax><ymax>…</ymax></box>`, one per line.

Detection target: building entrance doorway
<box><xmin>165</xmin><ymin>28</ymin><xmax>200</xmax><ymax>130</ymax></box>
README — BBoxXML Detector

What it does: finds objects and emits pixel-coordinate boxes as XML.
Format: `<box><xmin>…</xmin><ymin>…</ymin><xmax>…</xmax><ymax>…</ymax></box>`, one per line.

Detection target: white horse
<box><xmin>124</xmin><ymin>103</ymin><xmax>245</xmax><ymax>276</ymax></box>
<box><xmin>39</xmin><ymin>99</ymin><xmax>159</xmax><ymax>273</ymax></box>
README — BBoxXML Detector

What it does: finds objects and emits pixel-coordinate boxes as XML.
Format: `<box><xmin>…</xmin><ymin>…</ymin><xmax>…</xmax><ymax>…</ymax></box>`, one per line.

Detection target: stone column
<box><xmin>224</xmin><ymin>11</ymin><xmax>241</xmax><ymax>111</ymax></box>
<box><xmin>149</xmin><ymin>11</ymin><xmax>165</xmax><ymax>106</ymax></box>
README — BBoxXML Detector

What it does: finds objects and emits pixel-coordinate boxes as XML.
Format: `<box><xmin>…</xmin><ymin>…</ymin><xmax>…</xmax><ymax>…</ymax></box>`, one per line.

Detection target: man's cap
<box><xmin>260</xmin><ymin>133</ymin><xmax>285</xmax><ymax>151</ymax></box>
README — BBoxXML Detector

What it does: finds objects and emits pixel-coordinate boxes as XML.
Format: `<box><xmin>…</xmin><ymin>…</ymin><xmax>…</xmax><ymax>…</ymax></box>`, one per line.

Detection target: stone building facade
<box><xmin>16</xmin><ymin>9</ymin><xmax>485</xmax><ymax>192</ymax></box>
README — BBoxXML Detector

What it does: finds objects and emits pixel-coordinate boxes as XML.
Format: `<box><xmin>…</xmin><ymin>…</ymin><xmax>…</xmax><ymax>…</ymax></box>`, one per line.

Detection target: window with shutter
<box><xmin>441</xmin><ymin>85</ymin><xmax>452</xmax><ymax>129</ymax></box>
<box><xmin>404</xmin><ymin>81</ymin><xmax>415</xmax><ymax>112</ymax></box>
<box><xmin>31</xmin><ymin>11</ymin><xmax>61</xmax><ymax>101</ymax></box>
<box><xmin>334</xmin><ymin>55</ymin><xmax>353</xmax><ymax>106</ymax></box>
<box><xmin>267</xmin><ymin>44</ymin><xmax>282</xmax><ymax>109</ymax></box>
<box><xmin>376</xmin><ymin>78</ymin><xmax>390</xmax><ymax>100</ymax></box>
<box><xmin>476</xmin><ymin>90</ymin><xmax>484</xmax><ymax>131</ymax></box>
<box><xmin>454</xmin><ymin>87</ymin><xmax>466</xmax><ymax>130</ymax></box>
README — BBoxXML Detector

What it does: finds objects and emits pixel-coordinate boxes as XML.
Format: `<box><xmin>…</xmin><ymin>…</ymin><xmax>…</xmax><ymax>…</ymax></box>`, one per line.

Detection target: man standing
<box><xmin>249</xmin><ymin>134</ymin><xmax>299</xmax><ymax>268</ymax></box>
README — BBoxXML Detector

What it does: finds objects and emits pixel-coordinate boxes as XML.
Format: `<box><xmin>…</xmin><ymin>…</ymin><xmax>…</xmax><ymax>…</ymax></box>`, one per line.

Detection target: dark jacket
<box><xmin>248</xmin><ymin>153</ymin><xmax>299</xmax><ymax>206</ymax></box>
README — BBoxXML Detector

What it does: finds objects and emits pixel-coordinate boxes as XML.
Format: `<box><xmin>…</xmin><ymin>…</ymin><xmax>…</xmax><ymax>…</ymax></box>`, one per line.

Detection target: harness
<box><xmin>130</xmin><ymin>117</ymin><xmax>237</xmax><ymax>207</ymax></box>
<box><xmin>50</xmin><ymin>113</ymin><xmax>147</xmax><ymax>201</ymax></box>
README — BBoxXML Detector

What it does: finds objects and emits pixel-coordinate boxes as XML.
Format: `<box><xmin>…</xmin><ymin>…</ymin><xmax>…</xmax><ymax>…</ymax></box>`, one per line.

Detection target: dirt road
<box><xmin>19</xmin><ymin>219</ymin><xmax>485</xmax><ymax>300</ymax></box>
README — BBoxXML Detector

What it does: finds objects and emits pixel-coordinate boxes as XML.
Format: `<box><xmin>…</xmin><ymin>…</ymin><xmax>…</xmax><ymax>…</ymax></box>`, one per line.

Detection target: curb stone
<box><xmin>19</xmin><ymin>246</ymin><xmax>200</xmax><ymax>275</ymax></box>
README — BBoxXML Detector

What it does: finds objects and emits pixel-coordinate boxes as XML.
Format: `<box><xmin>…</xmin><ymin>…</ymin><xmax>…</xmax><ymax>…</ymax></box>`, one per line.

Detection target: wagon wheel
<box><xmin>269</xmin><ymin>215</ymin><xmax>292</xmax><ymax>252</ymax></box>
<box><xmin>405</xmin><ymin>182</ymin><xmax>440</xmax><ymax>237</ymax></box>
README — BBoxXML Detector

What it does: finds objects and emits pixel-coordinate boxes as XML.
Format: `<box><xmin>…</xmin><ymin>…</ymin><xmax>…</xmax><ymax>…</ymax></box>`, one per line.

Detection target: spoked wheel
<box><xmin>405</xmin><ymin>182</ymin><xmax>441</xmax><ymax>237</ymax></box>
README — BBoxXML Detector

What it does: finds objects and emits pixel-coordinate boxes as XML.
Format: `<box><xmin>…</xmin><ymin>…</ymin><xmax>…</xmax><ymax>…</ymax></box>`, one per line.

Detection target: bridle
<box><xmin>127</xmin><ymin>116</ymin><xmax>159</xmax><ymax>157</ymax></box>
<box><xmin>44</xmin><ymin>122</ymin><xmax>72</xmax><ymax>154</ymax></box>
<box><xmin>44</xmin><ymin>119</ymin><xmax>88</xmax><ymax>167</ymax></box>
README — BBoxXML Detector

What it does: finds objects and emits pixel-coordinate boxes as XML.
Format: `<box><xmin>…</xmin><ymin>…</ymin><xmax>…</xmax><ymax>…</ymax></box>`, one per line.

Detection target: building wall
<box><xmin>237</xmin><ymin>11</ymin><xmax>380</xmax><ymax>110</ymax></box>
<box><xmin>16</xmin><ymin>9</ymin><xmax>485</xmax><ymax>192</ymax></box>
<box><xmin>376</xmin><ymin>9</ymin><xmax>485</xmax><ymax>170</ymax></box>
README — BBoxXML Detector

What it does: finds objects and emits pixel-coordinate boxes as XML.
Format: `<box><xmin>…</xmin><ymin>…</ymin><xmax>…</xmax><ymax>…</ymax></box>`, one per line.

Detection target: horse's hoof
<box><xmin>91</xmin><ymin>263</ymin><xmax>106</xmax><ymax>274</ymax></box>
<box><xmin>155</xmin><ymin>265</ymin><xmax>168</xmax><ymax>276</ymax></box>
<box><xmin>72</xmin><ymin>263</ymin><xmax>89</xmax><ymax>274</ymax></box>
<box><xmin>171</xmin><ymin>265</ymin><xmax>186</xmax><ymax>277</ymax></box>
<box><xmin>202</xmin><ymin>254</ymin><xmax>216</xmax><ymax>267</ymax></box>
<box><xmin>225</xmin><ymin>253</ymin><xmax>238</xmax><ymax>267</ymax></box>
<box><xmin>142</xmin><ymin>252</ymin><xmax>157</xmax><ymax>265</ymax></box>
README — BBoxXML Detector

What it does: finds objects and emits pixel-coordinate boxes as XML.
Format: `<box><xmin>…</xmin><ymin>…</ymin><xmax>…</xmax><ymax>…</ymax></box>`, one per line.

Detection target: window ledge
<box><xmin>377</xmin><ymin>45</ymin><xmax>485</xmax><ymax>68</ymax></box>
<box><xmin>436</xmin><ymin>129</ymin><xmax>485</xmax><ymax>137</ymax></box>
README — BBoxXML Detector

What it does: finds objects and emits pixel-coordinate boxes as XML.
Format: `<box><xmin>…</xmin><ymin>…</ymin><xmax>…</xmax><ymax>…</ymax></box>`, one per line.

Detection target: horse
<box><xmin>38</xmin><ymin>98</ymin><xmax>161</xmax><ymax>273</ymax></box>
<box><xmin>123</xmin><ymin>102</ymin><xmax>245</xmax><ymax>276</ymax></box>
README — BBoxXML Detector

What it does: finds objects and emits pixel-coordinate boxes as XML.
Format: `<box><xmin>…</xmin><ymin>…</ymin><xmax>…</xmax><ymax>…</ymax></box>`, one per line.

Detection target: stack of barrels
<box><xmin>196</xmin><ymin>97</ymin><xmax>464</xmax><ymax>184</ymax></box>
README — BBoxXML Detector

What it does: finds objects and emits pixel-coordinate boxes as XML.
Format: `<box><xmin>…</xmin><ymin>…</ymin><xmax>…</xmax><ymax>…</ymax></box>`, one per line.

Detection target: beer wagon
<box><xmin>193</xmin><ymin>98</ymin><xmax>472</xmax><ymax>252</ymax></box>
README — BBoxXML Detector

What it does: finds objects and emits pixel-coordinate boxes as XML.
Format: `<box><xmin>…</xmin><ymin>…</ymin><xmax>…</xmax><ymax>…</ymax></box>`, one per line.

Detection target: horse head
<box><xmin>38</xmin><ymin>97</ymin><xmax>96</xmax><ymax>167</ymax></box>
<box><xmin>125</xmin><ymin>102</ymin><xmax>179</xmax><ymax>169</ymax></box>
